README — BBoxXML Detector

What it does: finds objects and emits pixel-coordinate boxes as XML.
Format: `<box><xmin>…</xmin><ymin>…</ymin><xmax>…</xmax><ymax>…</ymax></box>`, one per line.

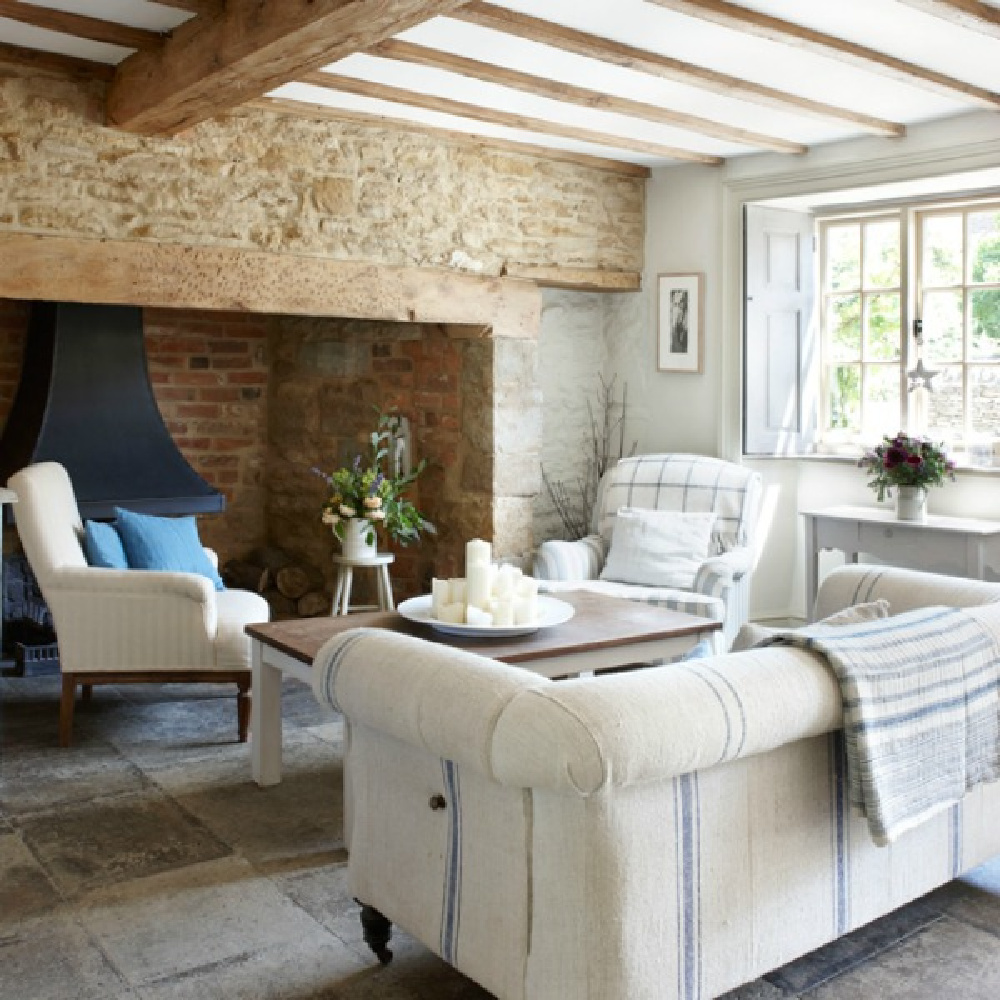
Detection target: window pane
<box><xmin>971</xmin><ymin>288</ymin><xmax>1000</xmax><ymax>360</ymax></box>
<box><xmin>864</xmin><ymin>219</ymin><xmax>900</xmax><ymax>288</ymax></box>
<box><xmin>968</xmin><ymin>210</ymin><xmax>1000</xmax><ymax>284</ymax></box>
<box><xmin>922</xmin><ymin>214</ymin><xmax>963</xmax><ymax>286</ymax></box>
<box><xmin>925</xmin><ymin>365</ymin><xmax>964</xmax><ymax>439</ymax></box>
<box><xmin>828</xmin><ymin>294</ymin><xmax>861</xmax><ymax>360</ymax></box>
<box><xmin>826</xmin><ymin>225</ymin><xmax>860</xmax><ymax>291</ymax></box>
<box><xmin>970</xmin><ymin>366</ymin><xmax>1000</xmax><ymax>437</ymax></box>
<box><xmin>866</xmin><ymin>293</ymin><xmax>900</xmax><ymax>361</ymax></box>
<box><xmin>827</xmin><ymin>364</ymin><xmax>861</xmax><ymax>431</ymax></box>
<box><xmin>923</xmin><ymin>290</ymin><xmax>964</xmax><ymax>364</ymax></box>
<box><xmin>863</xmin><ymin>364</ymin><xmax>901</xmax><ymax>438</ymax></box>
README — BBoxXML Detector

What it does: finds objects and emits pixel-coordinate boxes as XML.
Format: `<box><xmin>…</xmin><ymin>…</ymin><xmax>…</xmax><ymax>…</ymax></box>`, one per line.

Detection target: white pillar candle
<box><xmin>465</xmin><ymin>605</ymin><xmax>493</xmax><ymax>627</ymax></box>
<box><xmin>466</xmin><ymin>538</ymin><xmax>492</xmax><ymax>568</ymax></box>
<box><xmin>514</xmin><ymin>576</ymin><xmax>539</xmax><ymax>625</ymax></box>
<box><xmin>465</xmin><ymin>539</ymin><xmax>492</xmax><ymax>610</ymax></box>
<box><xmin>467</xmin><ymin>563</ymin><xmax>491</xmax><ymax>611</ymax></box>
<box><xmin>493</xmin><ymin>563</ymin><xmax>521</xmax><ymax>599</ymax></box>
<box><xmin>449</xmin><ymin>578</ymin><xmax>467</xmax><ymax>607</ymax></box>
<box><xmin>439</xmin><ymin>602</ymin><xmax>466</xmax><ymax>624</ymax></box>
<box><xmin>513</xmin><ymin>597</ymin><xmax>538</xmax><ymax>627</ymax></box>
<box><xmin>431</xmin><ymin>578</ymin><xmax>450</xmax><ymax>619</ymax></box>
<box><xmin>492</xmin><ymin>598</ymin><xmax>514</xmax><ymax>628</ymax></box>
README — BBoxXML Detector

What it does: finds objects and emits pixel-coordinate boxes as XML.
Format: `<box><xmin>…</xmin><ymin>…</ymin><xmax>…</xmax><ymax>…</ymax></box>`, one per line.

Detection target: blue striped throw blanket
<box><xmin>769</xmin><ymin>606</ymin><xmax>1000</xmax><ymax>846</ymax></box>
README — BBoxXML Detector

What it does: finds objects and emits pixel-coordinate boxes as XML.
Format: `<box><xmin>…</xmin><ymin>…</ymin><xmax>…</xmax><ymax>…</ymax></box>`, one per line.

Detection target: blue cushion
<box><xmin>112</xmin><ymin>507</ymin><xmax>224</xmax><ymax>590</ymax></box>
<box><xmin>679</xmin><ymin>637</ymin><xmax>714</xmax><ymax>661</ymax></box>
<box><xmin>83</xmin><ymin>520</ymin><xmax>128</xmax><ymax>569</ymax></box>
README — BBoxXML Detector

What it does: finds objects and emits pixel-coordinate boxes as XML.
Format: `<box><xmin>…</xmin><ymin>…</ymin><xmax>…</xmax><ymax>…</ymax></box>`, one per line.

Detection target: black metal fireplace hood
<box><xmin>0</xmin><ymin>301</ymin><xmax>224</xmax><ymax>519</ymax></box>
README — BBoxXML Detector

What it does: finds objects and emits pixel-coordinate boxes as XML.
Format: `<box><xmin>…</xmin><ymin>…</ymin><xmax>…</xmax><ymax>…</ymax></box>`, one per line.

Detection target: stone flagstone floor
<box><xmin>4</xmin><ymin>672</ymin><xmax>1000</xmax><ymax>1000</ymax></box>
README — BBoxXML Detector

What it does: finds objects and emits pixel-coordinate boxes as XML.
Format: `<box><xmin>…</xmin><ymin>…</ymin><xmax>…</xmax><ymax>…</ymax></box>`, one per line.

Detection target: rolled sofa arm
<box><xmin>314</xmin><ymin>628</ymin><xmax>548</xmax><ymax>778</ymax></box>
<box><xmin>44</xmin><ymin>567</ymin><xmax>218</xmax><ymax>672</ymax></box>
<box><xmin>813</xmin><ymin>564</ymin><xmax>1000</xmax><ymax>621</ymax></box>
<box><xmin>314</xmin><ymin>628</ymin><xmax>843</xmax><ymax>797</ymax></box>
<box><xmin>532</xmin><ymin>534</ymin><xmax>606</xmax><ymax>581</ymax></box>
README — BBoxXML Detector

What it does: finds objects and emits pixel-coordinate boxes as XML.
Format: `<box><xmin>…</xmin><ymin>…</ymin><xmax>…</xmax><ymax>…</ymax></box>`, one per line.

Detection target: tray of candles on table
<box><xmin>396</xmin><ymin>539</ymin><xmax>575</xmax><ymax>638</ymax></box>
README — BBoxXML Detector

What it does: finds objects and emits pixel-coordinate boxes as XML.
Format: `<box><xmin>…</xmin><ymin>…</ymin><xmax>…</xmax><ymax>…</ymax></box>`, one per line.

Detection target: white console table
<box><xmin>802</xmin><ymin>505</ymin><xmax>1000</xmax><ymax>619</ymax></box>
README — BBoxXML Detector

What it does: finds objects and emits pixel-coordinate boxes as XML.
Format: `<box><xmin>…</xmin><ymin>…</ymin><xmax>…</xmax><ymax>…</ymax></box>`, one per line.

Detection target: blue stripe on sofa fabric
<box><xmin>440</xmin><ymin>759</ymin><xmax>463</xmax><ymax>965</ymax></box>
<box><xmin>83</xmin><ymin>519</ymin><xmax>128</xmax><ymax>569</ymax></box>
<box><xmin>113</xmin><ymin>507</ymin><xmax>225</xmax><ymax>590</ymax></box>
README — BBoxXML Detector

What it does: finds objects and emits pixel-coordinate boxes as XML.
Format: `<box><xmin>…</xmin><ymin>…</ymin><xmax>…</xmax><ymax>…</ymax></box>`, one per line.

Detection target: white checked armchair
<box><xmin>9</xmin><ymin>462</ymin><xmax>270</xmax><ymax>746</ymax></box>
<box><xmin>534</xmin><ymin>454</ymin><xmax>763</xmax><ymax>649</ymax></box>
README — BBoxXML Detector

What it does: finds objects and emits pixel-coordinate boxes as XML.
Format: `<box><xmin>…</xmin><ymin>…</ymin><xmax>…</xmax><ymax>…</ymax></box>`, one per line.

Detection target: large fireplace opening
<box><xmin>0</xmin><ymin>291</ymin><xmax>539</xmax><ymax>624</ymax></box>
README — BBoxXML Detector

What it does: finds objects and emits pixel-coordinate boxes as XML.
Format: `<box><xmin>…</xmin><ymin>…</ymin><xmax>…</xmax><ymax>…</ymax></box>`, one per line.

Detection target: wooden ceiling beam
<box><xmin>452</xmin><ymin>2</ymin><xmax>905</xmax><ymax>138</ymax></box>
<box><xmin>0</xmin><ymin>1</ymin><xmax>164</xmax><ymax>52</ymax></box>
<box><xmin>648</xmin><ymin>0</ymin><xmax>1000</xmax><ymax>108</ymax></box>
<box><xmin>370</xmin><ymin>39</ymin><xmax>806</xmax><ymax>155</ymax></box>
<box><xmin>300</xmin><ymin>71</ymin><xmax>724</xmax><ymax>164</ymax></box>
<box><xmin>894</xmin><ymin>0</ymin><xmax>1000</xmax><ymax>41</ymax></box>
<box><xmin>250</xmin><ymin>97</ymin><xmax>652</xmax><ymax>177</ymax></box>
<box><xmin>106</xmin><ymin>0</ymin><xmax>470</xmax><ymax>136</ymax></box>
<box><xmin>0</xmin><ymin>41</ymin><xmax>114</xmax><ymax>81</ymax></box>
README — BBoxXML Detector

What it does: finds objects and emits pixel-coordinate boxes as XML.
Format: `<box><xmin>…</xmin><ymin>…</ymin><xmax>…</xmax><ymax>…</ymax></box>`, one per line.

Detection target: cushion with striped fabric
<box><xmin>598</xmin><ymin>454</ymin><xmax>762</xmax><ymax>555</ymax></box>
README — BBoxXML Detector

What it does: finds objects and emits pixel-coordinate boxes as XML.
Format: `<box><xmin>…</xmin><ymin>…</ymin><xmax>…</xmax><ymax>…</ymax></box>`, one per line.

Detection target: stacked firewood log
<box><xmin>222</xmin><ymin>546</ymin><xmax>331</xmax><ymax>620</ymax></box>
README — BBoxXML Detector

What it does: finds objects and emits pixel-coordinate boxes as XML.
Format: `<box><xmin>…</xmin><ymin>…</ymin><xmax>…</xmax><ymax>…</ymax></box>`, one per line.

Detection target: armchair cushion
<box><xmin>83</xmin><ymin>520</ymin><xmax>127</xmax><ymax>569</ymax></box>
<box><xmin>731</xmin><ymin>598</ymin><xmax>892</xmax><ymax>652</ymax></box>
<box><xmin>598</xmin><ymin>453</ymin><xmax>761</xmax><ymax>554</ymax></box>
<box><xmin>600</xmin><ymin>508</ymin><xmax>716</xmax><ymax>589</ymax></box>
<box><xmin>113</xmin><ymin>507</ymin><xmax>225</xmax><ymax>590</ymax></box>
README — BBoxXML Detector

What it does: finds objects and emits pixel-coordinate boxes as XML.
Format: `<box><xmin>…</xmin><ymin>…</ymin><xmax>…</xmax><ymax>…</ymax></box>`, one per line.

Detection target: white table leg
<box><xmin>251</xmin><ymin>640</ymin><xmax>284</xmax><ymax>786</ymax></box>
<box><xmin>968</xmin><ymin>538</ymin><xmax>987</xmax><ymax>579</ymax></box>
<box><xmin>804</xmin><ymin>515</ymin><xmax>819</xmax><ymax>622</ymax></box>
<box><xmin>340</xmin><ymin>567</ymin><xmax>353</xmax><ymax>615</ymax></box>
<box><xmin>379</xmin><ymin>565</ymin><xmax>395</xmax><ymax>610</ymax></box>
<box><xmin>332</xmin><ymin>569</ymin><xmax>345</xmax><ymax>616</ymax></box>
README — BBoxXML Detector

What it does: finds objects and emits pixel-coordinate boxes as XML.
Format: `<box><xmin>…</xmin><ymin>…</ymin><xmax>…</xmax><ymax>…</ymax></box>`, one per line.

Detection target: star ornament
<box><xmin>906</xmin><ymin>359</ymin><xmax>939</xmax><ymax>393</ymax></box>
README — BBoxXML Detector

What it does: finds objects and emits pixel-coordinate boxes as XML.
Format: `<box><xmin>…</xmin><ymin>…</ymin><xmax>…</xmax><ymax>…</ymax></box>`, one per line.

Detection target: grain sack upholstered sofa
<box><xmin>533</xmin><ymin>454</ymin><xmax>763</xmax><ymax>651</ymax></box>
<box><xmin>9</xmin><ymin>462</ymin><xmax>270</xmax><ymax>746</ymax></box>
<box><xmin>313</xmin><ymin>565</ymin><xmax>1000</xmax><ymax>1000</ymax></box>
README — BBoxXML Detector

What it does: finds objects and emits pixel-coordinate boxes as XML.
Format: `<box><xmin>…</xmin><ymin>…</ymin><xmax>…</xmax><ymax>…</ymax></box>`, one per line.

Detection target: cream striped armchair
<box><xmin>534</xmin><ymin>454</ymin><xmax>763</xmax><ymax>650</ymax></box>
<box><xmin>9</xmin><ymin>462</ymin><xmax>270</xmax><ymax>746</ymax></box>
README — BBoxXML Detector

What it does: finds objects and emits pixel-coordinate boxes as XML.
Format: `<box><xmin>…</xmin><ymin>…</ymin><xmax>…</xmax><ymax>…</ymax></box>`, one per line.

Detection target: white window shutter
<box><xmin>743</xmin><ymin>204</ymin><xmax>818</xmax><ymax>456</ymax></box>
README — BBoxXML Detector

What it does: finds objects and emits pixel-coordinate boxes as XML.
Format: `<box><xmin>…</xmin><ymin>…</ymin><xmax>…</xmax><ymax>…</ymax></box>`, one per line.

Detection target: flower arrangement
<box><xmin>312</xmin><ymin>410</ymin><xmax>435</xmax><ymax>547</ymax></box>
<box><xmin>858</xmin><ymin>432</ymin><xmax>956</xmax><ymax>503</ymax></box>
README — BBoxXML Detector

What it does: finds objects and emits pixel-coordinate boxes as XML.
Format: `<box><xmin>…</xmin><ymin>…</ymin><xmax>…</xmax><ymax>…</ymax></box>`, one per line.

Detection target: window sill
<box><xmin>745</xmin><ymin>450</ymin><xmax>1000</xmax><ymax>476</ymax></box>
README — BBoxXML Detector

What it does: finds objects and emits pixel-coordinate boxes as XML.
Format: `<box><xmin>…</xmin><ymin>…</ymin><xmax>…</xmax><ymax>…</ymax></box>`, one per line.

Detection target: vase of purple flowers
<box><xmin>858</xmin><ymin>432</ymin><xmax>956</xmax><ymax>522</ymax></box>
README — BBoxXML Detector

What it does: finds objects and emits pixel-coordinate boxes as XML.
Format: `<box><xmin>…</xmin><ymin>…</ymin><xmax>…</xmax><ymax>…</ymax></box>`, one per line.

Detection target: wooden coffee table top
<box><xmin>246</xmin><ymin>589</ymin><xmax>720</xmax><ymax>667</ymax></box>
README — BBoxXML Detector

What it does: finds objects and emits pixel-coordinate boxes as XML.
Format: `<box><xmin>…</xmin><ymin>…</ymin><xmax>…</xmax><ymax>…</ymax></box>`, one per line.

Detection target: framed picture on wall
<box><xmin>657</xmin><ymin>272</ymin><xmax>703</xmax><ymax>374</ymax></box>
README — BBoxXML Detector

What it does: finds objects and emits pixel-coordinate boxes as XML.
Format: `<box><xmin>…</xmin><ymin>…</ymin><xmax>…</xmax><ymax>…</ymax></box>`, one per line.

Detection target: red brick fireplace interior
<box><xmin>0</xmin><ymin>298</ymin><xmax>502</xmax><ymax>616</ymax></box>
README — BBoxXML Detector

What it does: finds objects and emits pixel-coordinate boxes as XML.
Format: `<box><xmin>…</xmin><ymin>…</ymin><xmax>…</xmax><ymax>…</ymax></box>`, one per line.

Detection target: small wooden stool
<box><xmin>331</xmin><ymin>553</ymin><xmax>395</xmax><ymax>616</ymax></box>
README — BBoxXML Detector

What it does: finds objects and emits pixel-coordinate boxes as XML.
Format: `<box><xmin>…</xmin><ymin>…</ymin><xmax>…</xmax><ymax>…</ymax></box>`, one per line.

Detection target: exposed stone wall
<box><xmin>535</xmin><ymin>290</ymin><xmax>611</xmax><ymax>541</ymax></box>
<box><xmin>0</xmin><ymin>63</ymin><xmax>644</xmax><ymax>279</ymax></box>
<box><xmin>0</xmin><ymin>301</ymin><xmax>268</xmax><ymax>561</ymax></box>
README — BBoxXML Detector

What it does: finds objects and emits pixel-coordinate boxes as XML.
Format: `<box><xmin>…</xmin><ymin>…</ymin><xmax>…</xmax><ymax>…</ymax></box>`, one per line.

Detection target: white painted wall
<box><xmin>534</xmin><ymin>289</ymin><xmax>610</xmax><ymax>542</ymax></box>
<box><xmin>600</xmin><ymin>111</ymin><xmax>1000</xmax><ymax>620</ymax></box>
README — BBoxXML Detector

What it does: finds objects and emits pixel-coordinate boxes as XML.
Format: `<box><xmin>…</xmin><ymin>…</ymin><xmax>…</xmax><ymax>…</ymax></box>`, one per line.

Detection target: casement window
<box><xmin>819</xmin><ymin>214</ymin><xmax>902</xmax><ymax>443</ymax></box>
<box><xmin>916</xmin><ymin>204</ymin><xmax>1000</xmax><ymax>451</ymax></box>
<box><xmin>744</xmin><ymin>198</ymin><xmax>1000</xmax><ymax>464</ymax></box>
